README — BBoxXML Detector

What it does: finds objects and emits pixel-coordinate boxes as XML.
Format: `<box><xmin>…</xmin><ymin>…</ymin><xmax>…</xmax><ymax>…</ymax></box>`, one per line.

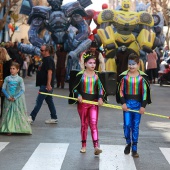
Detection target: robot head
<box><xmin>136</xmin><ymin>2</ymin><xmax>150</xmax><ymax>12</ymax></box>
<box><xmin>47</xmin><ymin>0</ymin><xmax>63</xmax><ymax>10</ymax></box>
<box><xmin>121</xmin><ymin>0</ymin><xmax>131</xmax><ymax>11</ymax></box>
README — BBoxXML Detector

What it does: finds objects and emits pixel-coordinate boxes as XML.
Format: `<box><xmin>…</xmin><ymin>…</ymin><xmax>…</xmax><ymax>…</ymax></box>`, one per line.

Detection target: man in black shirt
<box><xmin>28</xmin><ymin>45</ymin><xmax>58</xmax><ymax>124</ymax></box>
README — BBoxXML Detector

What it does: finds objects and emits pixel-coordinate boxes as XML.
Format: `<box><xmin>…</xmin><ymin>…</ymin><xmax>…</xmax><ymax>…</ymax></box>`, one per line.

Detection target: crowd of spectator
<box><xmin>0</xmin><ymin>39</ymin><xmax>170</xmax><ymax>87</ymax></box>
<box><xmin>0</xmin><ymin>39</ymin><xmax>41</xmax><ymax>79</ymax></box>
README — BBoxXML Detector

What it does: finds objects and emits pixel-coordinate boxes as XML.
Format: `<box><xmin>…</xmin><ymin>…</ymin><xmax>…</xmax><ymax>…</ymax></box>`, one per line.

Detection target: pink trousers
<box><xmin>77</xmin><ymin>102</ymin><xmax>99</xmax><ymax>148</ymax></box>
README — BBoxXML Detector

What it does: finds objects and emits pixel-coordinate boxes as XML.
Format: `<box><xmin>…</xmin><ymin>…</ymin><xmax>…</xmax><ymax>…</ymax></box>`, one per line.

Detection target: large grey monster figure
<box><xmin>19</xmin><ymin>0</ymin><xmax>92</xmax><ymax>60</ymax></box>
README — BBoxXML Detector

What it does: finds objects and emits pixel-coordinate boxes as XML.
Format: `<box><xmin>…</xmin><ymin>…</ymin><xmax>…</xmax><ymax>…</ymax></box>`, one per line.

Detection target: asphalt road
<box><xmin>0</xmin><ymin>74</ymin><xmax>170</xmax><ymax>170</ymax></box>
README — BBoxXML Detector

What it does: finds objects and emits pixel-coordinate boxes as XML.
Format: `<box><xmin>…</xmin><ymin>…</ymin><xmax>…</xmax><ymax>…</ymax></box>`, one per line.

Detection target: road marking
<box><xmin>160</xmin><ymin>147</ymin><xmax>170</xmax><ymax>164</ymax></box>
<box><xmin>0</xmin><ymin>142</ymin><xmax>9</xmax><ymax>151</ymax></box>
<box><xmin>147</xmin><ymin>121</ymin><xmax>170</xmax><ymax>141</ymax></box>
<box><xmin>22</xmin><ymin>143</ymin><xmax>69</xmax><ymax>170</ymax></box>
<box><xmin>99</xmin><ymin>145</ymin><xmax>137</xmax><ymax>170</ymax></box>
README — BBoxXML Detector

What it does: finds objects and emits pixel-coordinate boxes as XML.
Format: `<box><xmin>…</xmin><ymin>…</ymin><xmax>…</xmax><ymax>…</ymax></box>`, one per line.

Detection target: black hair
<box><xmin>91</xmin><ymin>41</ymin><xmax>97</xmax><ymax>48</ymax></box>
<box><xmin>83</xmin><ymin>51</ymin><xmax>96</xmax><ymax>63</ymax></box>
<box><xmin>43</xmin><ymin>44</ymin><xmax>54</xmax><ymax>56</ymax></box>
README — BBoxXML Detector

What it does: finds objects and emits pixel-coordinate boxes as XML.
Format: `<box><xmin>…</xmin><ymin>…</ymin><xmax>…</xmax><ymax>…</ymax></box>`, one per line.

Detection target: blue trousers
<box><xmin>123</xmin><ymin>99</ymin><xmax>141</xmax><ymax>151</ymax></box>
<box><xmin>30</xmin><ymin>86</ymin><xmax>57</xmax><ymax>121</ymax></box>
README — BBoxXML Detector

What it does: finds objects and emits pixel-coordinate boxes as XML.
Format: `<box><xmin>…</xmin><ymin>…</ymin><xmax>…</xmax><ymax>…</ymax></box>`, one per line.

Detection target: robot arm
<box><xmin>95</xmin><ymin>9</ymin><xmax>116</xmax><ymax>52</ymax></box>
<box><xmin>18</xmin><ymin>6</ymin><xmax>50</xmax><ymax>55</ymax></box>
<box><xmin>61</xmin><ymin>1</ymin><xmax>89</xmax><ymax>51</ymax></box>
<box><xmin>67</xmin><ymin>14</ymin><xmax>91</xmax><ymax>60</ymax></box>
<box><xmin>18</xmin><ymin>43</ymin><xmax>41</xmax><ymax>56</ymax></box>
<box><xmin>77</xmin><ymin>0</ymin><xmax>92</xmax><ymax>8</ymax></box>
<box><xmin>18</xmin><ymin>17</ymin><xmax>45</xmax><ymax>56</ymax></box>
<box><xmin>28</xmin><ymin>17</ymin><xmax>45</xmax><ymax>48</ymax></box>
<box><xmin>27</xmin><ymin>6</ymin><xmax>51</xmax><ymax>47</ymax></box>
<box><xmin>69</xmin><ymin>14</ymin><xmax>89</xmax><ymax>49</ymax></box>
<box><xmin>137</xmin><ymin>12</ymin><xmax>160</xmax><ymax>53</ymax></box>
<box><xmin>138</xmin><ymin>11</ymin><xmax>154</xmax><ymax>26</ymax></box>
<box><xmin>97</xmin><ymin>9</ymin><xmax>114</xmax><ymax>25</ymax></box>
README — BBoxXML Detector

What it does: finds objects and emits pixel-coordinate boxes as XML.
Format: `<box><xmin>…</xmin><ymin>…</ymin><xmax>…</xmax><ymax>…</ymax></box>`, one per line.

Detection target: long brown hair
<box><xmin>0</xmin><ymin>47</ymin><xmax>11</xmax><ymax>62</ymax></box>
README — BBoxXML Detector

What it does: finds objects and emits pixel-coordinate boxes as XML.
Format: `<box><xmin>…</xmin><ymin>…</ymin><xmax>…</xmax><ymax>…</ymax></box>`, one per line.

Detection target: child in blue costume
<box><xmin>0</xmin><ymin>62</ymin><xmax>32</xmax><ymax>134</ymax></box>
<box><xmin>116</xmin><ymin>53</ymin><xmax>151</xmax><ymax>157</ymax></box>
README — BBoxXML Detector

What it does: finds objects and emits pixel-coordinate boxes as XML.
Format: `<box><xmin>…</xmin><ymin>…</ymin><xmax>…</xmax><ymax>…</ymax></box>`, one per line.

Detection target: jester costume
<box><xmin>70</xmin><ymin>70</ymin><xmax>106</xmax><ymax>148</ymax></box>
<box><xmin>116</xmin><ymin>70</ymin><xmax>151</xmax><ymax>152</ymax></box>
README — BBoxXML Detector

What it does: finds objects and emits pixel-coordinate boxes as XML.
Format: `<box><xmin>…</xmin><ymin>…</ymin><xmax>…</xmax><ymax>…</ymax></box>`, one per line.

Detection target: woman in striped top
<box><xmin>71</xmin><ymin>52</ymin><xmax>106</xmax><ymax>155</ymax></box>
<box><xmin>116</xmin><ymin>53</ymin><xmax>151</xmax><ymax>158</ymax></box>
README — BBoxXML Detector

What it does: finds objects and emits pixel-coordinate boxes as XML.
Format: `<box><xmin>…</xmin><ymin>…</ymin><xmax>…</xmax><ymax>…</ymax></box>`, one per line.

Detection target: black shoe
<box><xmin>132</xmin><ymin>151</ymin><xmax>139</xmax><ymax>158</ymax></box>
<box><xmin>124</xmin><ymin>143</ymin><xmax>131</xmax><ymax>154</ymax></box>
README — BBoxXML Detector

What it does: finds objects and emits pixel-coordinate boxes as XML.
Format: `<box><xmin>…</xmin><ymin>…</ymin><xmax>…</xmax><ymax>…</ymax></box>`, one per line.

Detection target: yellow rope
<box><xmin>39</xmin><ymin>92</ymin><xmax>170</xmax><ymax>119</ymax></box>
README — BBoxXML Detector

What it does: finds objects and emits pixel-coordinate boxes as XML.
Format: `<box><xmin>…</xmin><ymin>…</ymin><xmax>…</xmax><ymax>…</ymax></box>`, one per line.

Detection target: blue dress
<box><xmin>0</xmin><ymin>74</ymin><xmax>32</xmax><ymax>134</ymax></box>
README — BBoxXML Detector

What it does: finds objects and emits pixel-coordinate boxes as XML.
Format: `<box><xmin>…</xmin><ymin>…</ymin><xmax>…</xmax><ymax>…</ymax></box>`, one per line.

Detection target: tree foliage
<box><xmin>0</xmin><ymin>0</ymin><xmax>20</xmax><ymax>31</ymax></box>
<box><xmin>9</xmin><ymin>12</ymin><xmax>28</xmax><ymax>41</ymax></box>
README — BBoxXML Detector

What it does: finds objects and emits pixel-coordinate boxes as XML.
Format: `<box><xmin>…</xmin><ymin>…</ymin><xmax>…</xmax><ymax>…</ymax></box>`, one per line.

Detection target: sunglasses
<box><xmin>40</xmin><ymin>49</ymin><xmax>45</xmax><ymax>52</ymax></box>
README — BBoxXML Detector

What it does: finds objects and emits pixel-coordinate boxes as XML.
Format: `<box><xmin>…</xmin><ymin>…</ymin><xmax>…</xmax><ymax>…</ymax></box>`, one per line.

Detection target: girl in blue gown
<box><xmin>0</xmin><ymin>62</ymin><xmax>32</xmax><ymax>134</ymax></box>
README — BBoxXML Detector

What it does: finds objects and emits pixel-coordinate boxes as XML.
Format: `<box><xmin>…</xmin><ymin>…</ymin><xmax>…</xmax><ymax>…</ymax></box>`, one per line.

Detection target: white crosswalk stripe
<box><xmin>0</xmin><ymin>142</ymin><xmax>170</xmax><ymax>169</ymax></box>
<box><xmin>159</xmin><ymin>147</ymin><xmax>170</xmax><ymax>164</ymax></box>
<box><xmin>22</xmin><ymin>143</ymin><xmax>69</xmax><ymax>170</ymax></box>
<box><xmin>0</xmin><ymin>142</ymin><xmax>9</xmax><ymax>152</ymax></box>
<box><xmin>99</xmin><ymin>145</ymin><xmax>136</xmax><ymax>170</ymax></box>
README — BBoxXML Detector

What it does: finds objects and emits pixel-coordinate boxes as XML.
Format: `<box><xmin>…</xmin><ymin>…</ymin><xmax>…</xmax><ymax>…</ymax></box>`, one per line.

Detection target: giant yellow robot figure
<box><xmin>95</xmin><ymin>0</ymin><xmax>160</xmax><ymax>74</ymax></box>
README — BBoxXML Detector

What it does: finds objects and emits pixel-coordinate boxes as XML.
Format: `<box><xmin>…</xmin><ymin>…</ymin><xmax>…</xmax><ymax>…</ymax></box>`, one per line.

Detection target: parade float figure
<box><xmin>19</xmin><ymin>0</ymin><xmax>92</xmax><ymax>61</ymax></box>
<box><xmin>134</xmin><ymin>1</ymin><xmax>165</xmax><ymax>70</ymax></box>
<box><xmin>95</xmin><ymin>0</ymin><xmax>160</xmax><ymax>75</ymax></box>
<box><xmin>136</xmin><ymin>1</ymin><xmax>165</xmax><ymax>46</ymax></box>
<box><xmin>85</xmin><ymin>3</ymin><xmax>108</xmax><ymax>53</ymax></box>
<box><xmin>152</xmin><ymin>11</ymin><xmax>165</xmax><ymax>47</ymax></box>
<box><xmin>83</xmin><ymin>4</ymin><xmax>112</xmax><ymax>70</ymax></box>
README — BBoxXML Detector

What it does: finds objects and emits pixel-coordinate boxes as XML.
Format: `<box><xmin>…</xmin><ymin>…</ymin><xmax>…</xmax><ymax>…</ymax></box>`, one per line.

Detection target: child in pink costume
<box><xmin>71</xmin><ymin>52</ymin><xmax>106</xmax><ymax>155</ymax></box>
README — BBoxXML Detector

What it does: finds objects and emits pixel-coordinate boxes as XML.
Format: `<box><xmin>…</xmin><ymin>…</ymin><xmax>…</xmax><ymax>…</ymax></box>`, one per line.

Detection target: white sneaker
<box><xmin>45</xmin><ymin>119</ymin><xmax>58</xmax><ymax>124</ymax></box>
<box><xmin>28</xmin><ymin>116</ymin><xmax>33</xmax><ymax>124</ymax></box>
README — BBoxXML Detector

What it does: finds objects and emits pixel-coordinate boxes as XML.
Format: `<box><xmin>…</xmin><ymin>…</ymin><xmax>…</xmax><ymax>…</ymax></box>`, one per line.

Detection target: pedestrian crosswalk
<box><xmin>0</xmin><ymin>142</ymin><xmax>170</xmax><ymax>170</ymax></box>
<box><xmin>160</xmin><ymin>147</ymin><xmax>170</xmax><ymax>164</ymax></box>
<box><xmin>0</xmin><ymin>142</ymin><xmax>9</xmax><ymax>152</ymax></box>
<box><xmin>22</xmin><ymin>143</ymin><xmax>69</xmax><ymax>170</ymax></box>
<box><xmin>99</xmin><ymin>145</ymin><xmax>136</xmax><ymax>170</ymax></box>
